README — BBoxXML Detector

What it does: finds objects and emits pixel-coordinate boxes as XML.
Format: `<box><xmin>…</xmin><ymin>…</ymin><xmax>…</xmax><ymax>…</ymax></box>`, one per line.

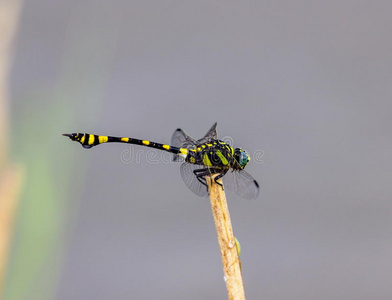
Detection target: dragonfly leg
<box><xmin>214</xmin><ymin>169</ymin><xmax>228</xmax><ymax>188</ymax></box>
<box><xmin>193</xmin><ymin>168</ymin><xmax>210</xmax><ymax>187</ymax></box>
<box><xmin>194</xmin><ymin>167</ymin><xmax>225</xmax><ymax>188</ymax></box>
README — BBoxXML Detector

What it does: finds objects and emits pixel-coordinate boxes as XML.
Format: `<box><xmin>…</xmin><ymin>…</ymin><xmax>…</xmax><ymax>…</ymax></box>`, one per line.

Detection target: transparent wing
<box><xmin>171</xmin><ymin>128</ymin><xmax>198</xmax><ymax>161</ymax></box>
<box><xmin>171</xmin><ymin>128</ymin><xmax>198</xmax><ymax>148</ymax></box>
<box><xmin>222</xmin><ymin>169</ymin><xmax>259</xmax><ymax>200</ymax></box>
<box><xmin>197</xmin><ymin>122</ymin><xmax>218</xmax><ymax>144</ymax></box>
<box><xmin>172</xmin><ymin>123</ymin><xmax>218</xmax><ymax>147</ymax></box>
<box><xmin>180</xmin><ymin>163</ymin><xmax>209</xmax><ymax>198</ymax></box>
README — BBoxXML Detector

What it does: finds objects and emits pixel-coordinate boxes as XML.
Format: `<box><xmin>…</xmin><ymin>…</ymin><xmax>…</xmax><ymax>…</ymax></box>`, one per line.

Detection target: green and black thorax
<box><xmin>185</xmin><ymin>140</ymin><xmax>248</xmax><ymax>171</ymax></box>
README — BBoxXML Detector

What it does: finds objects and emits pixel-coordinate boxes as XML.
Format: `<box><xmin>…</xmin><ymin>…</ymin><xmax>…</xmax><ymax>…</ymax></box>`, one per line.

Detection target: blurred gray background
<box><xmin>6</xmin><ymin>1</ymin><xmax>392</xmax><ymax>299</ymax></box>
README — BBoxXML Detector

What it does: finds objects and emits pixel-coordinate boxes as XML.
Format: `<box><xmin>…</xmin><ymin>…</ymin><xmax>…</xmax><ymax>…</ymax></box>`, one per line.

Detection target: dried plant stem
<box><xmin>207</xmin><ymin>175</ymin><xmax>246</xmax><ymax>300</ymax></box>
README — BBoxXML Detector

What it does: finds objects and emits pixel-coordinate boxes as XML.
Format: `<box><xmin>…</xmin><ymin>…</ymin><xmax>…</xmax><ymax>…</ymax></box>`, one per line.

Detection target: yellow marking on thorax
<box><xmin>162</xmin><ymin>144</ymin><xmax>170</xmax><ymax>150</ymax></box>
<box><xmin>121</xmin><ymin>137</ymin><xmax>129</xmax><ymax>142</ymax></box>
<box><xmin>189</xmin><ymin>157</ymin><xmax>196</xmax><ymax>163</ymax></box>
<box><xmin>197</xmin><ymin>147</ymin><xmax>202</xmax><ymax>151</ymax></box>
<box><xmin>207</xmin><ymin>143</ymin><xmax>212</xmax><ymax>147</ymax></box>
<box><xmin>142</xmin><ymin>140</ymin><xmax>150</xmax><ymax>145</ymax></box>
<box><xmin>99</xmin><ymin>136</ymin><xmax>108</xmax><ymax>143</ymax></box>
<box><xmin>190</xmin><ymin>149</ymin><xmax>197</xmax><ymax>152</ymax></box>
<box><xmin>203</xmin><ymin>154</ymin><xmax>212</xmax><ymax>166</ymax></box>
<box><xmin>216</xmin><ymin>150</ymin><xmax>229</xmax><ymax>165</ymax></box>
<box><xmin>88</xmin><ymin>134</ymin><xmax>95</xmax><ymax>145</ymax></box>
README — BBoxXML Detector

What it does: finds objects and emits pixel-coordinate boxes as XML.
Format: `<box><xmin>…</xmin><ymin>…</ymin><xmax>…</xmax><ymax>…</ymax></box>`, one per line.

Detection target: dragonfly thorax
<box><xmin>185</xmin><ymin>140</ymin><xmax>236</xmax><ymax>169</ymax></box>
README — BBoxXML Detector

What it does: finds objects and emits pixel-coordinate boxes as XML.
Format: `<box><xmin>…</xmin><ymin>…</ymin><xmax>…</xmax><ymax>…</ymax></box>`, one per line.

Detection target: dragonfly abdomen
<box><xmin>62</xmin><ymin>133</ymin><xmax>188</xmax><ymax>157</ymax></box>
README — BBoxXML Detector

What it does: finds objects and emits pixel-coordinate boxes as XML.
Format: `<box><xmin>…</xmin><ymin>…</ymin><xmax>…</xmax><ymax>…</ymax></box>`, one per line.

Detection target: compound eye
<box><xmin>239</xmin><ymin>151</ymin><xmax>249</xmax><ymax>167</ymax></box>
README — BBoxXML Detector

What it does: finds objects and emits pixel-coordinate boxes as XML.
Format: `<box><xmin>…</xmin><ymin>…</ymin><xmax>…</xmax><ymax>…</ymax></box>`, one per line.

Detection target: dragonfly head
<box><xmin>234</xmin><ymin>148</ymin><xmax>250</xmax><ymax>169</ymax></box>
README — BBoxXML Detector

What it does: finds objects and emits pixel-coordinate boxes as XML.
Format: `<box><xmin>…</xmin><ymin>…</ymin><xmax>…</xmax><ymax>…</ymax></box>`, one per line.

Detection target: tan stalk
<box><xmin>207</xmin><ymin>175</ymin><xmax>246</xmax><ymax>300</ymax></box>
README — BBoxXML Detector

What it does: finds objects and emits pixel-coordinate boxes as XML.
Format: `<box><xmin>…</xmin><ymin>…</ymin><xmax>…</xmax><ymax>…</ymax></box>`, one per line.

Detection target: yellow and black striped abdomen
<box><xmin>63</xmin><ymin>133</ymin><xmax>189</xmax><ymax>157</ymax></box>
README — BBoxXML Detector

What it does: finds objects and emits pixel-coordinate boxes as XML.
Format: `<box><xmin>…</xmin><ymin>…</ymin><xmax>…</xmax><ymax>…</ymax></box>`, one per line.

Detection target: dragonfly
<box><xmin>63</xmin><ymin>123</ymin><xmax>259</xmax><ymax>200</ymax></box>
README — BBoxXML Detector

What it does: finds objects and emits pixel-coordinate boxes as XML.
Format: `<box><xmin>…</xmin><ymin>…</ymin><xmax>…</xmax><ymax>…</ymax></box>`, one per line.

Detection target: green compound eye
<box><xmin>239</xmin><ymin>150</ymin><xmax>250</xmax><ymax>167</ymax></box>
